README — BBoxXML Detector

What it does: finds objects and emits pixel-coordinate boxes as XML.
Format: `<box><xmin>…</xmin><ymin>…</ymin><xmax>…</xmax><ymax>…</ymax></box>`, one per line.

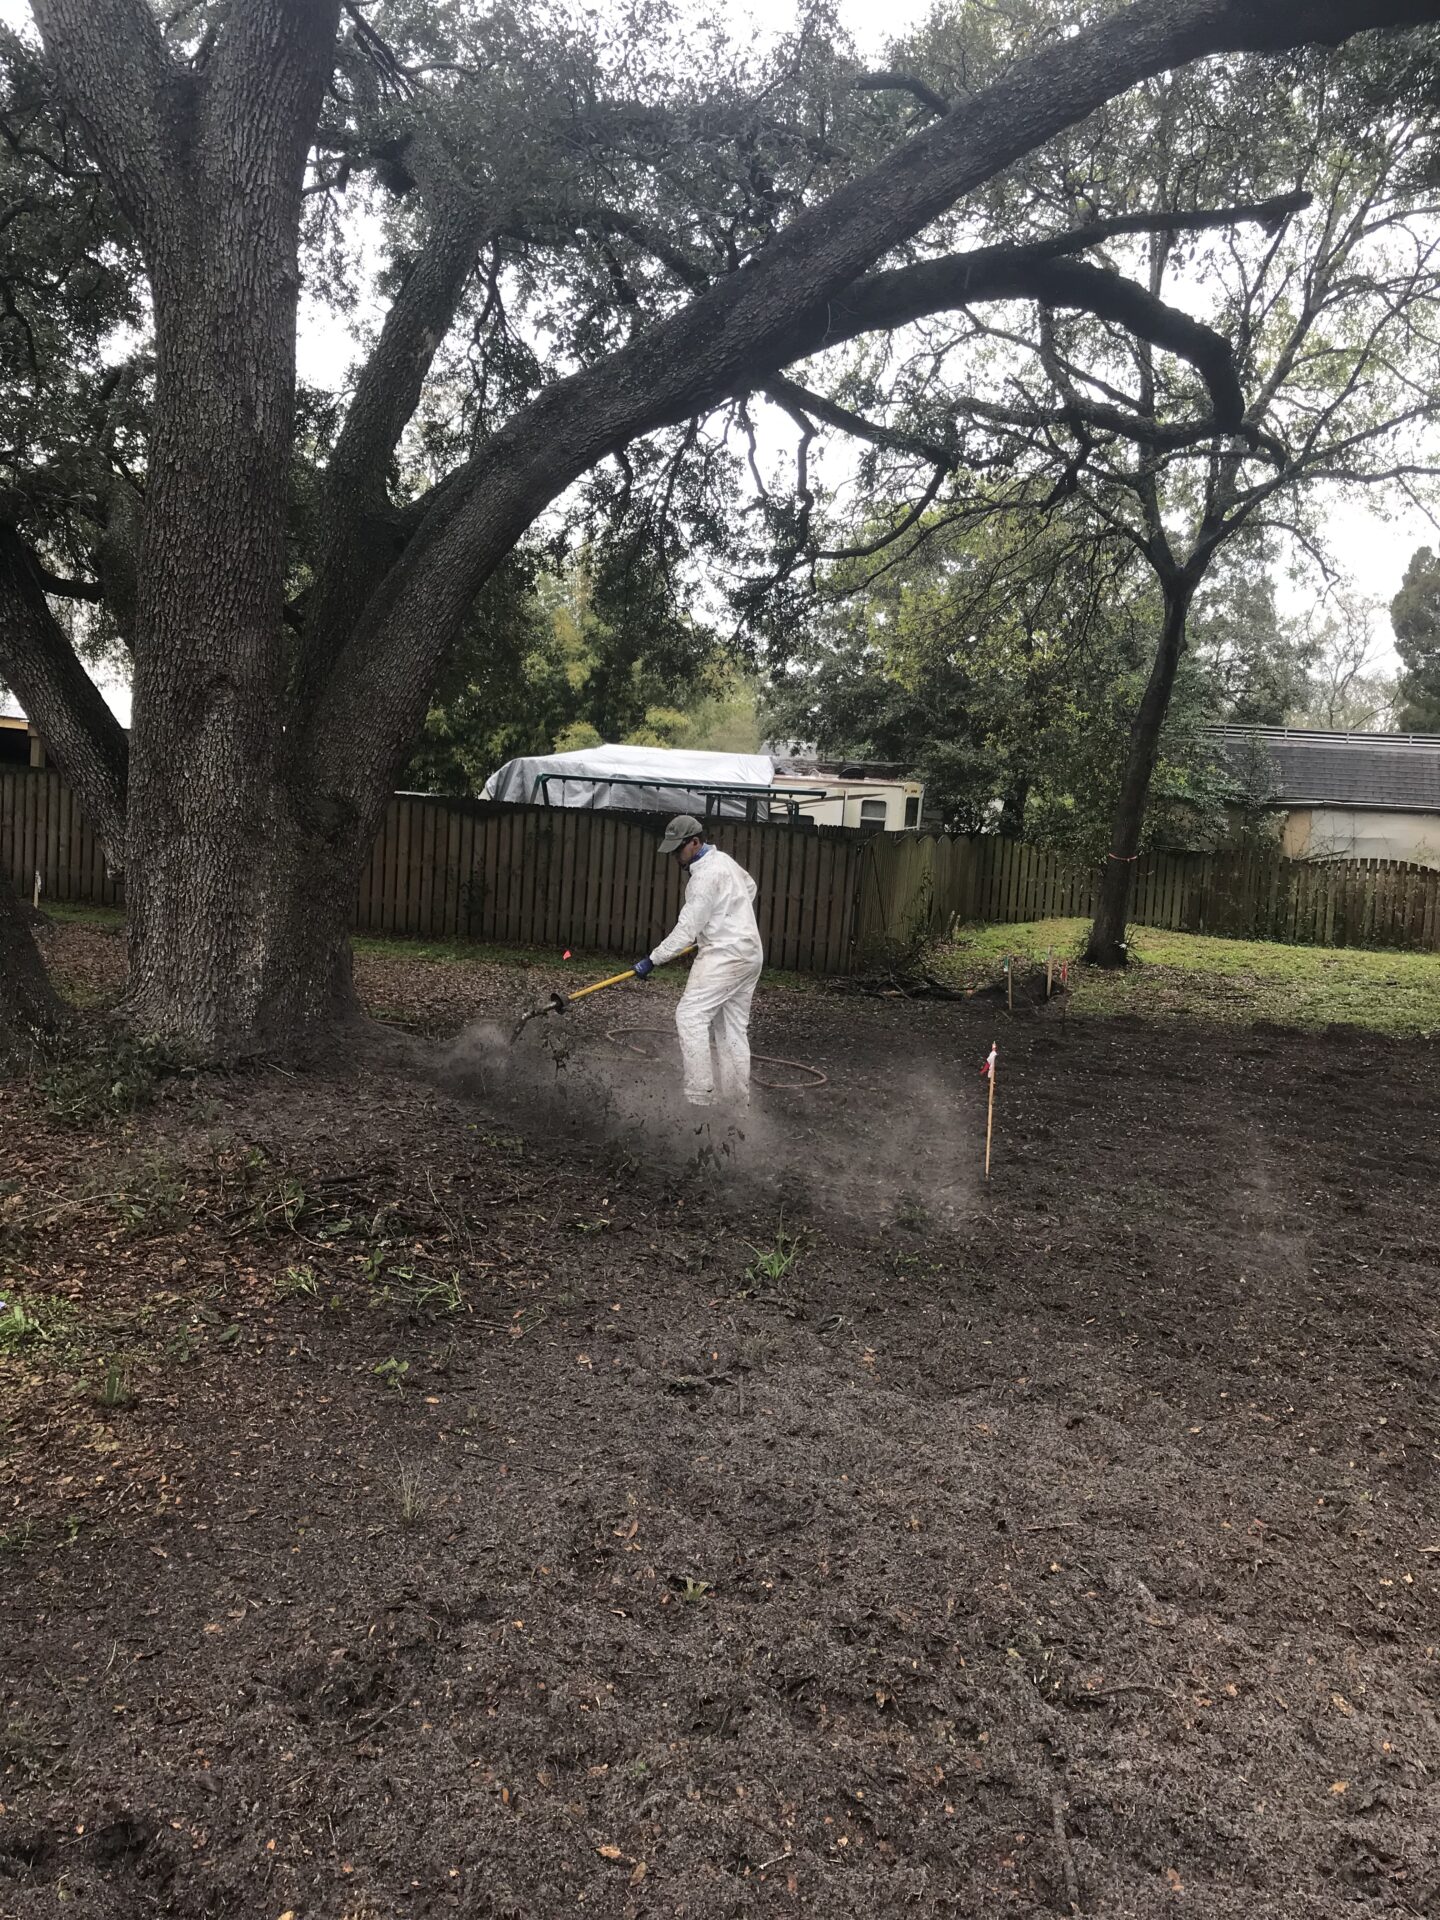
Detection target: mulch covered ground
<box><xmin>2</xmin><ymin>920</ymin><xmax>1438</xmax><ymax>1918</ymax></box>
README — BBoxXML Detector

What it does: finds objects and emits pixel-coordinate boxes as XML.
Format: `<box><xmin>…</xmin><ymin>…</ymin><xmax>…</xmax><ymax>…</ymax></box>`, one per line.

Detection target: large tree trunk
<box><xmin>38</xmin><ymin>0</ymin><xmax>342</xmax><ymax>1055</ymax></box>
<box><xmin>0</xmin><ymin>865</ymin><xmax>64</xmax><ymax>1048</ymax></box>
<box><xmin>1085</xmin><ymin>578</ymin><xmax>1194</xmax><ymax>968</ymax></box>
<box><xmin>122</xmin><ymin>801</ymin><xmax>363</xmax><ymax>1055</ymax></box>
<box><xmin>120</xmin><ymin>253</ymin><xmax>321</xmax><ymax>1052</ymax></box>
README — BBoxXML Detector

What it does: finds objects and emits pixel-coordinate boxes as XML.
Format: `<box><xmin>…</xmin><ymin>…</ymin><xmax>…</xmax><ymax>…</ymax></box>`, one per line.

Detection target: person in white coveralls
<box><xmin>632</xmin><ymin>813</ymin><xmax>763</xmax><ymax>1109</ymax></box>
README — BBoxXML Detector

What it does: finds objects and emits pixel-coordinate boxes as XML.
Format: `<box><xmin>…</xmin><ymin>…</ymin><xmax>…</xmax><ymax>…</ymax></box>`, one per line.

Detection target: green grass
<box><xmin>41</xmin><ymin>901</ymin><xmax>126</xmax><ymax>930</ymax></box>
<box><xmin>932</xmin><ymin>918</ymin><xmax>1440</xmax><ymax>1036</ymax></box>
<box><xmin>50</xmin><ymin>907</ymin><xmax>812</xmax><ymax>993</ymax></box>
<box><xmin>0</xmin><ymin>1293</ymin><xmax>82</xmax><ymax>1360</ymax></box>
<box><xmin>354</xmin><ymin>929</ymin><xmax>812</xmax><ymax>991</ymax></box>
<box><xmin>41</xmin><ymin>904</ymin><xmax>1440</xmax><ymax>1035</ymax></box>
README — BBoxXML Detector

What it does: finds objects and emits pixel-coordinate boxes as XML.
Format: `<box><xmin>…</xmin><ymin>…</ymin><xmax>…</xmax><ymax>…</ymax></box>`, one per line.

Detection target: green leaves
<box><xmin>1391</xmin><ymin>544</ymin><xmax>1440</xmax><ymax>729</ymax></box>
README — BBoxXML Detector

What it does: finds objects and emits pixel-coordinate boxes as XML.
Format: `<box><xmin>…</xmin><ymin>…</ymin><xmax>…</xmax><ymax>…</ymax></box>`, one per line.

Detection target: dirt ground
<box><xmin>2</xmin><ymin>920</ymin><xmax>1438</xmax><ymax>1918</ymax></box>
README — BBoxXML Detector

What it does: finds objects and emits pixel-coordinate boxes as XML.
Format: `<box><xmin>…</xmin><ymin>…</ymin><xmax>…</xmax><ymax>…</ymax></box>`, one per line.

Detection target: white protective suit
<box><xmin>649</xmin><ymin>846</ymin><xmax>764</xmax><ymax>1107</ymax></box>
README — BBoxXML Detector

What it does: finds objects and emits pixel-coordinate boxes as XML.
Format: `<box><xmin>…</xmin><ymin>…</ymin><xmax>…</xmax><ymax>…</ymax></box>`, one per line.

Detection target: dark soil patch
<box><xmin>2</xmin><ymin>936</ymin><xmax>1439</xmax><ymax>1918</ymax></box>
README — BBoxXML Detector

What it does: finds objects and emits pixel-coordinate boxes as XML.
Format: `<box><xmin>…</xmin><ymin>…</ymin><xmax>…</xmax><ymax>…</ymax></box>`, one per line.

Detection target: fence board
<box><xmin>8</xmin><ymin>770</ymin><xmax>1440</xmax><ymax>976</ymax></box>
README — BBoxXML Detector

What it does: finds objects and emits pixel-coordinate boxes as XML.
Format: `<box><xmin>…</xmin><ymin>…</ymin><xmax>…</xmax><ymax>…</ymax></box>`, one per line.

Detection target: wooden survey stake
<box><xmin>981</xmin><ymin>1043</ymin><xmax>998</xmax><ymax>1182</ymax></box>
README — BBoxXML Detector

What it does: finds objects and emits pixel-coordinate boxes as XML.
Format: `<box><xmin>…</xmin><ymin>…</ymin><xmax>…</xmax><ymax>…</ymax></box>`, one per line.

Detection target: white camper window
<box><xmin>904</xmin><ymin>795</ymin><xmax>920</xmax><ymax>827</ymax></box>
<box><xmin>860</xmin><ymin>798</ymin><xmax>887</xmax><ymax>828</ymax></box>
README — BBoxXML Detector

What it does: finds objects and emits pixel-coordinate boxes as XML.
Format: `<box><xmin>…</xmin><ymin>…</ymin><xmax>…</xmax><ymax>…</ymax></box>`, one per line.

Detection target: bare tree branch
<box><xmin>765</xmin><ymin>374</ymin><xmax>958</xmax><ymax>468</ymax></box>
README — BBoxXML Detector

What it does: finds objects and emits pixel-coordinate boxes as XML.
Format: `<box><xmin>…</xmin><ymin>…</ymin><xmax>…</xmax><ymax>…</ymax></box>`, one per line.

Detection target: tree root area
<box><xmin>2</xmin><ymin>959</ymin><xmax>1438</xmax><ymax>1917</ymax></box>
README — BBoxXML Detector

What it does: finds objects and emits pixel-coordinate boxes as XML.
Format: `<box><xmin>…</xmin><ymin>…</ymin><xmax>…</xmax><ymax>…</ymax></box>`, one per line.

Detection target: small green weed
<box><xmin>0</xmin><ymin>1294</ymin><xmax>79</xmax><ymax>1358</ymax></box>
<box><xmin>892</xmin><ymin>1195</ymin><xmax>930</xmax><ymax>1234</ymax></box>
<box><xmin>374</xmin><ymin>1356</ymin><xmax>410</xmax><ymax>1392</ymax></box>
<box><xmin>98</xmin><ymin>1357</ymin><xmax>135</xmax><ymax>1410</ymax></box>
<box><xmin>370</xmin><ymin>1266</ymin><xmax>464</xmax><ymax>1317</ymax></box>
<box><xmin>240</xmin><ymin>1174</ymin><xmax>308</xmax><ymax>1234</ymax></box>
<box><xmin>276</xmin><ymin>1264</ymin><xmax>322</xmax><ymax>1302</ymax></box>
<box><xmin>102</xmin><ymin>1154</ymin><xmax>190</xmax><ymax>1235</ymax></box>
<box><xmin>678</xmin><ymin>1576</ymin><xmax>712</xmax><ymax>1606</ymax></box>
<box><xmin>742</xmin><ymin>1221</ymin><xmax>809</xmax><ymax>1289</ymax></box>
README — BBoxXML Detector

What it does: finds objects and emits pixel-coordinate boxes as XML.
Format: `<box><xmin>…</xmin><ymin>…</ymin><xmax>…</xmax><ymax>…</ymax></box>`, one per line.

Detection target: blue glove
<box><xmin>633</xmin><ymin>957</ymin><xmax>655</xmax><ymax>978</ymax></box>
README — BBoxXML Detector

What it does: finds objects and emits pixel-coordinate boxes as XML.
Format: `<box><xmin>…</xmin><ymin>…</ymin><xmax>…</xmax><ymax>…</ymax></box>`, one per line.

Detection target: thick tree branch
<box><xmin>0</xmin><ymin>523</ymin><xmax>127</xmax><ymax>858</ymax></box>
<box><xmin>198</xmin><ymin>0</ymin><xmax>342</xmax><ymax>217</ymax></box>
<box><xmin>307</xmin><ymin>0</ymin><xmax>1440</xmax><ymax>819</ymax></box>
<box><xmin>35</xmin><ymin>565</ymin><xmax>103</xmax><ymax>602</ymax></box>
<box><xmin>302</xmin><ymin>185</ymin><xmax>494</xmax><ymax>696</ymax></box>
<box><xmin>822</xmin><ymin>254</ymin><xmax>1248</xmax><ymax>427</ymax></box>
<box><xmin>29</xmin><ymin>0</ymin><xmax>181</xmax><ymax>246</ymax></box>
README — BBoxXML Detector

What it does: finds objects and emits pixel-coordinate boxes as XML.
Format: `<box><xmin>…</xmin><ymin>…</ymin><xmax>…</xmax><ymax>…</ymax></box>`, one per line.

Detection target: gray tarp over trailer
<box><xmin>481</xmin><ymin>744</ymin><xmax>776</xmax><ymax>817</ymax></box>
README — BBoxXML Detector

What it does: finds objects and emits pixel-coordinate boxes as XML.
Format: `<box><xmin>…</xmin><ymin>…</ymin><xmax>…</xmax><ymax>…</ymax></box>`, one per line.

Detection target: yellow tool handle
<box><xmin>567</xmin><ymin>968</ymin><xmax>641</xmax><ymax>1003</ymax></box>
<box><xmin>567</xmin><ymin>946</ymin><xmax>696</xmax><ymax>1004</ymax></box>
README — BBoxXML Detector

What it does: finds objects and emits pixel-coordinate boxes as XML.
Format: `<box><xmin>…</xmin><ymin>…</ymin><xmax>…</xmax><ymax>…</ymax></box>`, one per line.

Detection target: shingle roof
<box><xmin>1209</xmin><ymin>726</ymin><xmax>1440</xmax><ymax>814</ymax></box>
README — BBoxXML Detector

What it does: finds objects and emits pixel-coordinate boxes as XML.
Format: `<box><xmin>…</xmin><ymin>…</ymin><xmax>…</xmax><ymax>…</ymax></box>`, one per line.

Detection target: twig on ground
<box><xmin>1050</xmin><ymin>1790</ymin><xmax>1082</xmax><ymax>1915</ymax></box>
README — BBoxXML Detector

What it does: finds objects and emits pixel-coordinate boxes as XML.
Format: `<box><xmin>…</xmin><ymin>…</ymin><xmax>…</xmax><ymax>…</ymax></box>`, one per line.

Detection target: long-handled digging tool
<box><xmin>510</xmin><ymin>948</ymin><xmax>696</xmax><ymax>1043</ymax></box>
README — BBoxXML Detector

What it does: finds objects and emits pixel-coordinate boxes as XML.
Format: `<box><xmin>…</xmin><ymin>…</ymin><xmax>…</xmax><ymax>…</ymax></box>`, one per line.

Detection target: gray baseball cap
<box><xmin>659</xmin><ymin>812</ymin><xmax>705</xmax><ymax>853</ymax></box>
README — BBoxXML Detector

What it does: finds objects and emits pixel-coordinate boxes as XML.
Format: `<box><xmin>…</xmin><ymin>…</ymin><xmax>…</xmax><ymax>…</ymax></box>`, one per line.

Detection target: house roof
<box><xmin>1210</xmin><ymin>725</ymin><xmax>1440</xmax><ymax>814</ymax></box>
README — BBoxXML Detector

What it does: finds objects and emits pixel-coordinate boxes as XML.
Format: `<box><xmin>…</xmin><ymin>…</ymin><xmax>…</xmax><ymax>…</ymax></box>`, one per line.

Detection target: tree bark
<box><xmin>1085</xmin><ymin>578</ymin><xmax>1195</xmax><ymax>967</ymax></box>
<box><xmin>0</xmin><ymin>865</ymin><xmax>64</xmax><ymax>1048</ymax></box>
<box><xmin>32</xmin><ymin>0</ymin><xmax>344</xmax><ymax>1054</ymax></box>
<box><xmin>122</xmin><ymin>808</ymin><xmax>362</xmax><ymax>1055</ymax></box>
<box><xmin>0</xmin><ymin>525</ymin><xmax>128</xmax><ymax>858</ymax></box>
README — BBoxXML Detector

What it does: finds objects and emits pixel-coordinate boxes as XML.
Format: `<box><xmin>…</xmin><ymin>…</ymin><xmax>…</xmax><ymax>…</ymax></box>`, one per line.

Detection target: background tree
<box><xmin>405</xmin><ymin>548</ymin><xmax>756</xmax><ymax>795</ymax></box>
<box><xmin>743</xmin><ymin>16</ymin><xmax>1440</xmax><ymax>962</ymax></box>
<box><xmin>764</xmin><ymin>504</ymin><xmax>1284</xmax><ymax>853</ymax></box>
<box><xmin>1391</xmin><ymin>544</ymin><xmax>1440</xmax><ymax>727</ymax></box>
<box><xmin>2</xmin><ymin>0</ymin><xmax>1436</xmax><ymax>1051</ymax></box>
<box><xmin>1185</xmin><ymin>550</ymin><xmax>1317</xmax><ymax>726</ymax></box>
<box><xmin>1292</xmin><ymin>592</ymin><xmax>1399</xmax><ymax>730</ymax></box>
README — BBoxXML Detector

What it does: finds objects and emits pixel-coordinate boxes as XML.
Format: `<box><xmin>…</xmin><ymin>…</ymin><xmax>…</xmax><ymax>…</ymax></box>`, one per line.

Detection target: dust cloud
<box><xmin>436</xmin><ymin>1004</ymin><xmax>979</xmax><ymax>1229</ymax></box>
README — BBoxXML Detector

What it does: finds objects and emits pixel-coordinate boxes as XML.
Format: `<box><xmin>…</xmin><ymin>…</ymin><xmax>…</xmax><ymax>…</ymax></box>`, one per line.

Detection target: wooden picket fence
<box><xmin>962</xmin><ymin>834</ymin><xmax>1440</xmax><ymax>950</ymax></box>
<box><xmin>354</xmin><ymin>795</ymin><xmax>870</xmax><ymax>974</ymax></box>
<box><xmin>0</xmin><ymin>766</ymin><xmax>124</xmax><ymax>911</ymax></box>
<box><xmin>6</xmin><ymin>767</ymin><xmax>1440</xmax><ymax>968</ymax></box>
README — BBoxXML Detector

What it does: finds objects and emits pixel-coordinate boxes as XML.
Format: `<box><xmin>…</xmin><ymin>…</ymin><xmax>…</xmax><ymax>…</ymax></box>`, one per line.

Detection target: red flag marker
<box><xmin>562</xmin><ymin>949</ymin><xmax>572</xmax><ymax>960</ymax></box>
